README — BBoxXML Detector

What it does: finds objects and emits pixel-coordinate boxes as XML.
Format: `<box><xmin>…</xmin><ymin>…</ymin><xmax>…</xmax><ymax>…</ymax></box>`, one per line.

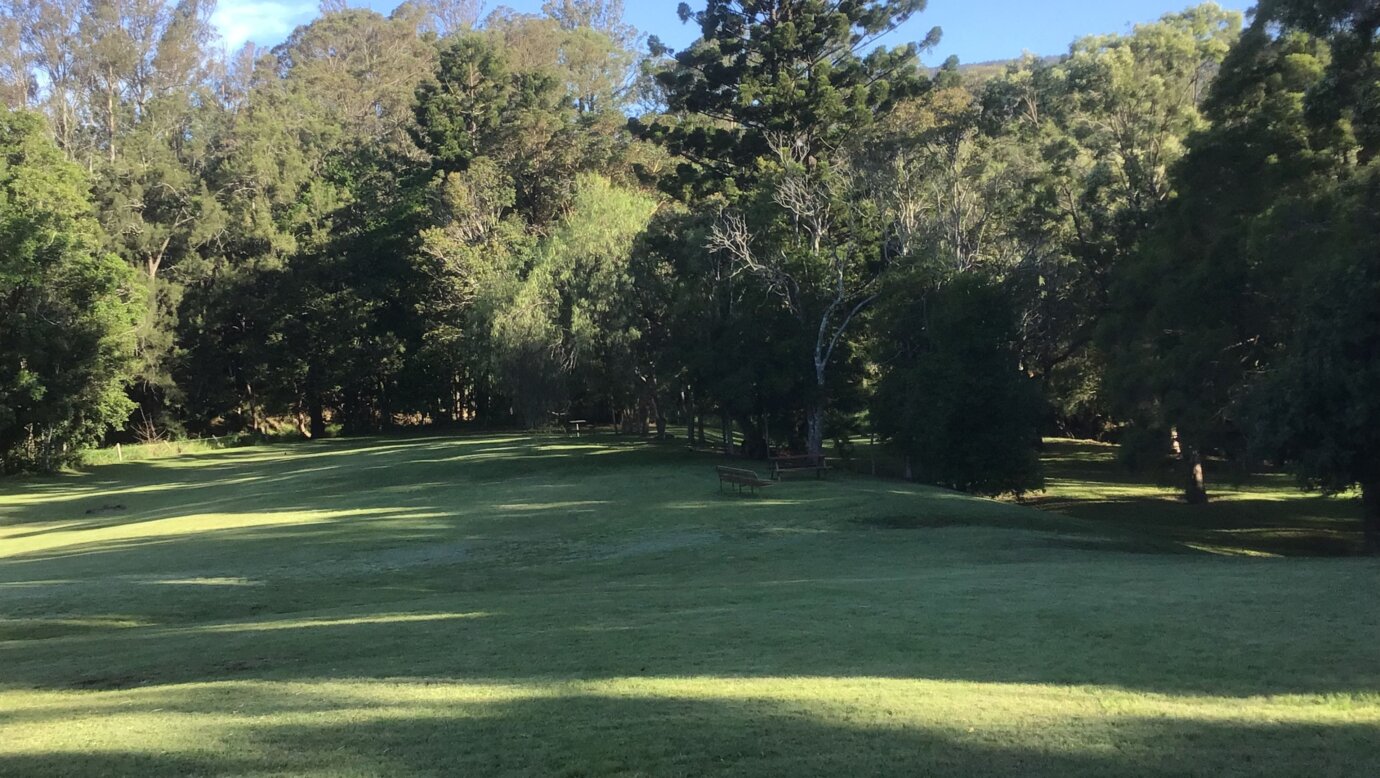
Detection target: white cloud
<box><xmin>212</xmin><ymin>0</ymin><xmax>318</xmax><ymax>51</ymax></box>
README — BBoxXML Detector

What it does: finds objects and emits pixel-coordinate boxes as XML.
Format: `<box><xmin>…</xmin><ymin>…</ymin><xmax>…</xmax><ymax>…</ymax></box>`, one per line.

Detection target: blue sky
<box><xmin>213</xmin><ymin>1</ymin><xmax>1256</xmax><ymax>64</ymax></box>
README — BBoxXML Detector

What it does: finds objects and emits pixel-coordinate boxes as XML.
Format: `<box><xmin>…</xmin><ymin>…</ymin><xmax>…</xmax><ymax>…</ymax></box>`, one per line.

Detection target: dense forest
<box><xmin>1</xmin><ymin>0</ymin><xmax>1377</xmax><ymax>550</ymax></box>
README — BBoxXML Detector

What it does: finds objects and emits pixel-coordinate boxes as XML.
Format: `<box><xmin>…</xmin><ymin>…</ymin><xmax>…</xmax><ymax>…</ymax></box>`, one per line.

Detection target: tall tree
<box><xmin>0</xmin><ymin>108</ymin><xmax>138</xmax><ymax>472</ymax></box>
<box><xmin>1240</xmin><ymin>165</ymin><xmax>1380</xmax><ymax>552</ymax></box>
<box><xmin>980</xmin><ymin>5</ymin><xmax>1242</xmax><ymax>442</ymax></box>
<box><xmin>15</xmin><ymin>0</ymin><xmax>85</xmax><ymax>154</ymax></box>
<box><xmin>1204</xmin><ymin>0</ymin><xmax>1380</xmax><ymax>551</ymax></box>
<box><xmin>0</xmin><ymin>13</ymin><xmax>32</xmax><ymax>108</ymax></box>
<box><xmin>1103</xmin><ymin>19</ymin><xmax>1330</xmax><ymax>502</ymax></box>
<box><xmin>639</xmin><ymin>0</ymin><xmax>937</xmax><ymax>457</ymax></box>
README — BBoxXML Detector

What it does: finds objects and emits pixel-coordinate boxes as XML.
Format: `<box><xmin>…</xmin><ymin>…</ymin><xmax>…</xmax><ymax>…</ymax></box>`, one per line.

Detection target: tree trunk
<box><xmin>805</xmin><ymin>402</ymin><xmax>825</xmax><ymax>459</ymax></box>
<box><xmin>1184</xmin><ymin>446</ymin><xmax>1208</xmax><ymax>504</ymax></box>
<box><xmin>720</xmin><ymin>411</ymin><xmax>733</xmax><ymax>456</ymax></box>
<box><xmin>737</xmin><ymin>414</ymin><xmax>769</xmax><ymax>459</ymax></box>
<box><xmin>1362</xmin><ymin>479</ymin><xmax>1380</xmax><ymax>555</ymax></box>
<box><xmin>378</xmin><ymin>380</ymin><xmax>392</xmax><ymax>432</ymax></box>
<box><xmin>685</xmin><ymin>389</ymin><xmax>695</xmax><ymax>444</ymax></box>
<box><xmin>476</xmin><ymin>377</ymin><xmax>491</xmax><ymax>425</ymax></box>
<box><xmin>308</xmin><ymin>394</ymin><xmax>325</xmax><ymax>440</ymax></box>
<box><xmin>106</xmin><ymin>78</ymin><xmax>116</xmax><ymax>164</ymax></box>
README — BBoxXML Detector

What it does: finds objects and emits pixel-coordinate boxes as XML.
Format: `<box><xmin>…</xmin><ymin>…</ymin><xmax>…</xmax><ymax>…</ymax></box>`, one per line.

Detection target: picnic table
<box><xmin>769</xmin><ymin>453</ymin><xmax>831</xmax><ymax>480</ymax></box>
<box><xmin>551</xmin><ymin>411</ymin><xmax>588</xmax><ymax>437</ymax></box>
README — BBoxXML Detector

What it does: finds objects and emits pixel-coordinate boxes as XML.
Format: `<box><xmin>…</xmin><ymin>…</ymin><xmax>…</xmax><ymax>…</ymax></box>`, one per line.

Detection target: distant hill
<box><xmin>931</xmin><ymin>54</ymin><xmax>1064</xmax><ymax>84</ymax></box>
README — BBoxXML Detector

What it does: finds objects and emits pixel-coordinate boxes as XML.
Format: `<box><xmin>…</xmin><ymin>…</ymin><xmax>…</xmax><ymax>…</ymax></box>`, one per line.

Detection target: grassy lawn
<box><xmin>1026</xmin><ymin>439</ymin><xmax>1368</xmax><ymax>557</ymax></box>
<box><xmin>1</xmin><ymin>434</ymin><xmax>1377</xmax><ymax>776</ymax></box>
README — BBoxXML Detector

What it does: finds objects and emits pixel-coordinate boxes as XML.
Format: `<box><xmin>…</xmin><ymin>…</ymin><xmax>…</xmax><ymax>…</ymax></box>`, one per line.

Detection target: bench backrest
<box><xmin>716</xmin><ymin>465</ymin><xmax>763</xmax><ymax>479</ymax></box>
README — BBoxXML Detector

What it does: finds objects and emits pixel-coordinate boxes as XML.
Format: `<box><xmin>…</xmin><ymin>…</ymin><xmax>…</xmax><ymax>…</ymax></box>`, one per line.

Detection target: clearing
<box><xmin>1</xmin><ymin>435</ymin><xmax>1377</xmax><ymax>776</ymax></box>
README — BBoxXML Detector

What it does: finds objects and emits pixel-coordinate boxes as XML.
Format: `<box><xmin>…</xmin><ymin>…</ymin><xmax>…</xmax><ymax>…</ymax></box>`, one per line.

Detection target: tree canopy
<box><xmin>1</xmin><ymin>0</ymin><xmax>1377</xmax><ymax>550</ymax></box>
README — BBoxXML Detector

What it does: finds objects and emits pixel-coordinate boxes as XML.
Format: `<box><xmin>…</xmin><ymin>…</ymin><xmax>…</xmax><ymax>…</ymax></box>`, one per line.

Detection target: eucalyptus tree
<box><xmin>248</xmin><ymin>4</ymin><xmax>436</xmax><ymax>435</ymax></box>
<box><xmin>0</xmin><ymin>14</ymin><xmax>31</xmax><ymax>108</ymax></box>
<box><xmin>10</xmin><ymin>0</ymin><xmax>84</xmax><ymax>154</ymax></box>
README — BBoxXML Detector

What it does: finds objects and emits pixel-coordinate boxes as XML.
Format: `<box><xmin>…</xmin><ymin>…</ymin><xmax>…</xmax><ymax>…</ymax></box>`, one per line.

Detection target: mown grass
<box><xmin>1</xmin><ymin>433</ymin><xmax>1377</xmax><ymax>776</ymax></box>
<box><xmin>1027</xmin><ymin>439</ymin><xmax>1366</xmax><ymax>556</ymax></box>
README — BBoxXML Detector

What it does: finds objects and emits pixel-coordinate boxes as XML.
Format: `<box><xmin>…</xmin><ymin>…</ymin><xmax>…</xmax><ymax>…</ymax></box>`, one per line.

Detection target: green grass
<box><xmin>76</xmin><ymin>437</ymin><xmax>244</xmax><ymax>467</ymax></box>
<box><xmin>1</xmin><ymin>434</ymin><xmax>1377</xmax><ymax>776</ymax></box>
<box><xmin>1026</xmin><ymin>439</ymin><xmax>1367</xmax><ymax>557</ymax></box>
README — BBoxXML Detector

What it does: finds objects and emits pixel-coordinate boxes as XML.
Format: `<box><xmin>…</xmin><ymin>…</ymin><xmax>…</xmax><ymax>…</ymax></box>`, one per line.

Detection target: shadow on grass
<box><xmin>4</xmin><ymin>545</ymin><xmax>1378</xmax><ymax>701</ymax></box>
<box><xmin>1</xmin><ymin>686</ymin><xmax>1375</xmax><ymax>776</ymax></box>
<box><xmin>0</xmin><ymin>434</ymin><xmax>661</xmax><ymax>521</ymax></box>
<box><xmin>3</xmin><ymin>432</ymin><xmax>1377</xmax><ymax>707</ymax></box>
<box><xmin>1026</xmin><ymin>440</ymin><xmax>1366</xmax><ymax>556</ymax></box>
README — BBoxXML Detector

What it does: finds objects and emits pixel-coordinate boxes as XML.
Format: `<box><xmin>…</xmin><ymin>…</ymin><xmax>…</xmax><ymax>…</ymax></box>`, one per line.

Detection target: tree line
<box><xmin>2</xmin><ymin>0</ymin><xmax>1377</xmax><ymax>550</ymax></box>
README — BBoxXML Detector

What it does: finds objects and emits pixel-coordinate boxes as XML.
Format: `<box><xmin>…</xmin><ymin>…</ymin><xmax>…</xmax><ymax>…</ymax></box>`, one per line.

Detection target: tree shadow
<box><xmin>3</xmin><ymin>541</ymin><xmax>1377</xmax><ymax>701</ymax></box>
<box><xmin>3</xmin><ymin>432</ymin><xmax>1378</xmax><ymax>706</ymax></box>
<box><xmin>2</xmin><ymin>684</ymin><xmax>1375</xmax><ymax>776</ymax></box>
<box><xmin>1029</xmin><ymin>440</ymin><xmax>1366</xmax><ymax>556</ymax></box>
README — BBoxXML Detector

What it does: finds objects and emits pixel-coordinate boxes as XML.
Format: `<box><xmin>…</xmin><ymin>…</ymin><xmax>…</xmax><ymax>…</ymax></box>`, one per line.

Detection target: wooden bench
<box><xmin>770</xmin><ymin>454</ymin><xmax>831</xmax><ymax>480</ymax></box>
<box><xmin>716</xmin><ymin>465</ymin><xmax>774</xmax><ymax>495</ymax></box>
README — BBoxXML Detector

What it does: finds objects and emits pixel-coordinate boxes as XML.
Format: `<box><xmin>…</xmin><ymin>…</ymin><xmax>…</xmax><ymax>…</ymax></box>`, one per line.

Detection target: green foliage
<box><xmin>413</xmin><ymin>35</ymin><xmax>527</xmax><ymax>173</ymax></box>
<box><xmin>6</xmin><ymin>0</ymin><xmax>1378</xmax><ymax>558</ymax></box>
<box><xmin>491</xmin><ymin>174</ymin><xmax>657</xmax><ymax>426</ymax></box>
<box><xmin>870</xmin><ymin>274</ymin><xmax>1043</xmax><ymax>495</ymax></box>
<box><xmin>0</xmin><ymin>109</ymin><xmax>137</xmax><ymax>472</ymax></box>
<box><xmin>639</xmin><ymin>0</ymin><xmax>937</xmax><ymax>457</ymax></box>
<box><xmin>1101</xmin><ymin>16</ymin><xmax>1334</xmax><ymax>496</ymax></box>
<box><xmin>635</xmin><ymin>0</ymin><xmax>935</xmax><ymax>193</ymax></box>
<box><xmin>968</xmin><ymin>8</ymin><xmax>1242</xmax><ymax>438</ymax></box>
<box><xmin>1238</xmin><ymin>163</ymin><xmax>1380</xmax><ymax>550</ymax></box>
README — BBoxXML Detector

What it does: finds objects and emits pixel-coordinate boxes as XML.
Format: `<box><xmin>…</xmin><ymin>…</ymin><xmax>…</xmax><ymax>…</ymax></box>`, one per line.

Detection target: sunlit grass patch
<box><xmin>1</xmin><ymin>432</ymin><xmax>1376</xmax><ymax>775</ymax></box>
<box><xmin>0</xmin><ymin>676</ymin><xmax>1376</xmax><ymax>775</ymax></box>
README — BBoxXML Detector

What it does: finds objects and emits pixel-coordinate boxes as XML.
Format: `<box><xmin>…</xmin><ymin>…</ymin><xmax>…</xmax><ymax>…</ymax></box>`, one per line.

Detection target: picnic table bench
<box><xmin>770</xmin><ymin>454</ymin><xmax>831</xmax><ymax>480</ymax></box>
<box><xmin>716</xmin><ymin>465</ymin><xmax>774</xmax><ymax>495</ymax></box>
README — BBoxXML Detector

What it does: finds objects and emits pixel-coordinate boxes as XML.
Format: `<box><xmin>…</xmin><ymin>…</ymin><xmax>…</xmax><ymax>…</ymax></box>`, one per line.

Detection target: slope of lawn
<box><xmin>1027</xmin><ymin>439</ymin><xmax>1367</xmax><ymax>556</ymax></box>
<box><xmin>1</xmin><ymin>434</ymin><xmax>1377</xmax><ymax>776</ymax></box>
